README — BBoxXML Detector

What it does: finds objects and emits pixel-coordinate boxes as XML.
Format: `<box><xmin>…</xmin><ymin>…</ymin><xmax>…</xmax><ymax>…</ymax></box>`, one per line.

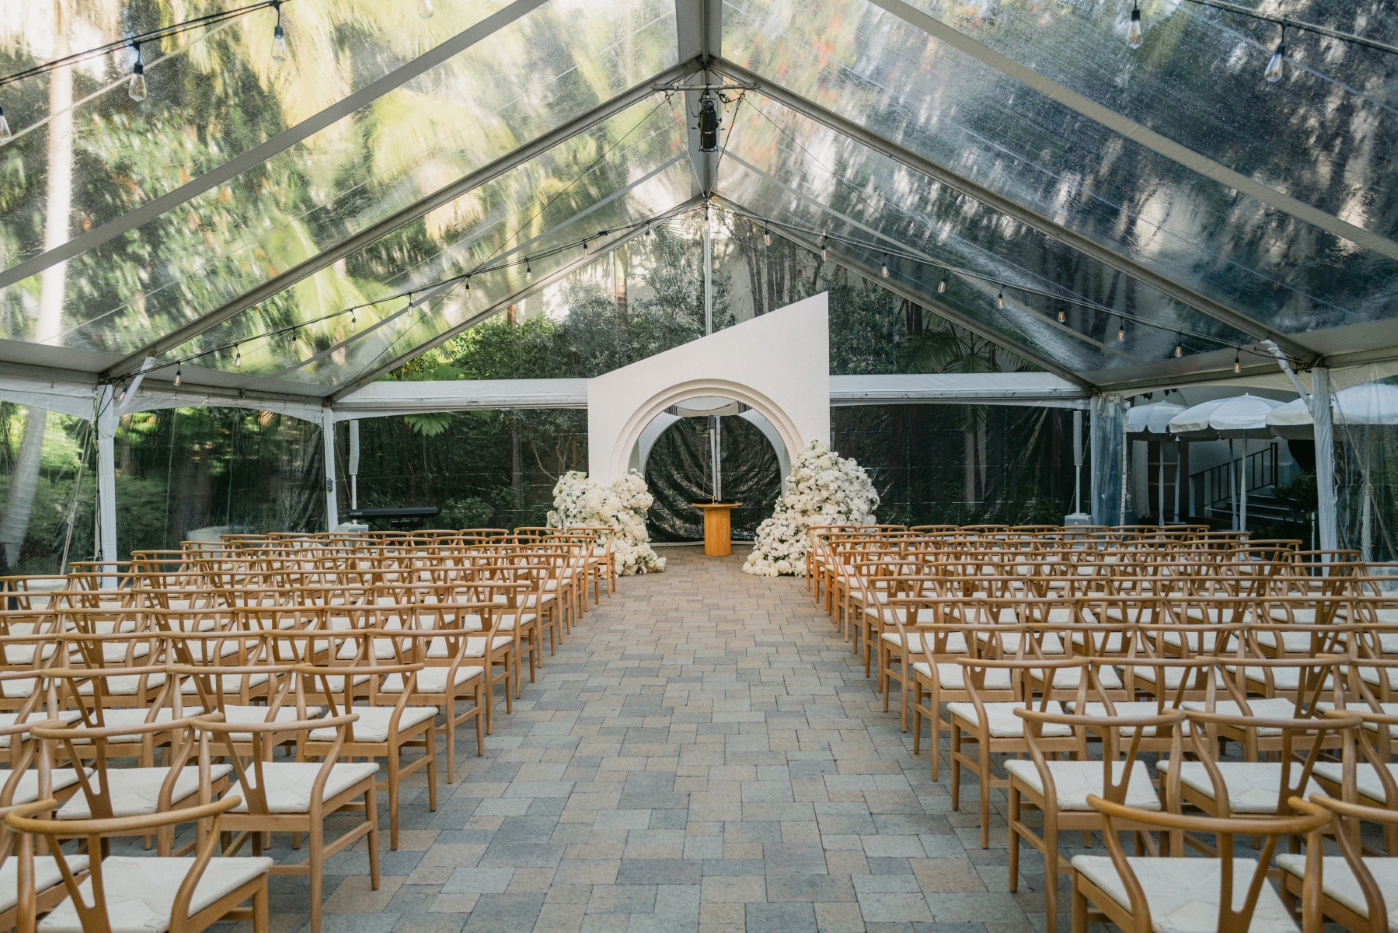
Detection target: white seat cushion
<box><xmin>228</xmin><ymin>762</ymin><xmax>379</xmax><ymax>813</ymax></box>
<box><xmin>308</xmin><ymin>706</ymin><xmax>437</xmax><ymax>743</ymax></box>
<box><xmin>57</xmin><ymin>765</ymin><xmax>233</xmax><ymax>820</ymax></box>
<box><xmin>380</xmin><ymin>667</ymin><xmax>481</xmax><ymax>694</ymax></box>
<box><xmin>915</xmin><ymin>663</ymin><xmax>1012</xmax><ymax>691</ymax></box>
<box><xmin>179</xmin><ymin>673</ymin><xmax>269</xmax><ymax>696</ymax></box>
<box><xmin>0</xmin><ymin>710</ymin><xmax>81</xmax><ymax>746</ymax></box>
<box><xmin>426</xmin><ymin>636</ymin><xmax>513</xmax><ymax>659</ymax></box>
<box><xmin>1313</xmin><ymin>761</ymin><xmax>1398</xmax><ymax>804</ymax></box>
<box><xmin>1068</xmin><ymin>702</ymin><xmax>1190</xmax><ymax>736</ymax></box>
<box><xmin>947</xmin><ymin>701</ymin><xmax>1072</xmax><ymax>738</ymax></box>
<box><xmin>0</xmin><ymin>768</ymin><xmax>87</xmax><ymax>805</ymax></box>
<box><xmin>0</xmin><ymin>855</ymin><xmax>90</xmax><ymax>914</ymax></box>
<box><xmin>1276</xmin><ymin>854</ymin><xmax>1398</xmax><ymax>932</ymax></box>
<box><xmin>1179</xmin><ymin>698</ymin><xmax>1301</xmax><ymax>735</ymax></box>
<box><xmin>38</xmin><ymin>855</ymin><xmax>273</xmax><ymax>933</ymax></box>
<box><xmin>1160</xmin><ymin>761</ymin><xmax>1324</xmax><ymax>813</ymax></box>
<box><xmin>880</xmin><ymin>631</ymin><xmax>968</xmax><ymax>654</ymax></box>
<box><xmin>1005</xmin><ymin>759</ymin><xmax>1160</xmax><ymax>811</ymax></box>
<box><xmin>216</xmin><ymin>705</ymin><xmax>324</xmax><ymax>742</ymax></box>
<box><xmin>76</xmin><ymin>673</ymin><xmax>167</xmax><ymax>696</ymax></box>
<box><xmin>1072</xmin><ymin>855</ymin><xmax>1298</xmax><ymax>933</ymax></box>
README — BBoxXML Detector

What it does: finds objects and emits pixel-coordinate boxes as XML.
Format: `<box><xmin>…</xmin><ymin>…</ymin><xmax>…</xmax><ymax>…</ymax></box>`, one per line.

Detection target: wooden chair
<box><xmin>5</xmin><ymin>795</ymin><xmax>270</xmax><ymax>933</ymax></box>
<box><xmin>1279</xmin><ymin>794</ymin><xmax>1398</xmax><ymax>933</ymax></box>
<box><xmin>193</xmin><ymin>712</ymin><xmax>379</xmax><ymax>933</ymax></box>
<box><xmin>1070</xmin><ymin>794</ymin><xmax>1329</xmax><ymax>933</ymax></box>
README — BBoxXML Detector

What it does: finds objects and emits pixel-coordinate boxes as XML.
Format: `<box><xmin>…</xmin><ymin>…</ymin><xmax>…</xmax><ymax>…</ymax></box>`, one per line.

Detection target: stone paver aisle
<box><xmin>307</xmin><ymin>548</ymin><xmax>1039</xmax><ymax>933</ymax></box>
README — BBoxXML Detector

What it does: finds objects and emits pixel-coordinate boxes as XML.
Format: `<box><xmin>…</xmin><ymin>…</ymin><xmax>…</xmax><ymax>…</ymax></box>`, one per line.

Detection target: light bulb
<box><xmin>1265</xmin><ymin>47</ymin><xmax>1284</xmax><ymax>83</ymax></box>
<box><xmin>881</xmin><ymin>256</ymin><xmax>889</xmax><ymax>278</ymax></box>
<box><xmin>1234</xmin><ymin>352</ymin><xmax>1241</xmax><ymax>374</ymax></box>
<box><xmin>234</xmin><ymin>345</ymin><xmax>242</xmax><ymax>367</ymax></box>
<box><xmin>1174</xmin><ymin>341</ymin><xmax>1182</xmax><ymax>358</ymax></box>
<box><xmin>1126</xmin><ymin>4</ymin><xmax>1143</xmax><ymax>49</ymax></box>
<box><xmin>821</xmin><ymin>237</ymin><xmax>828</xmax><ymax>260</ymax></box>
<box><xmin>1118</xmin><ymin>322</ymin><xmax>1126</xmax><ymax>341</ymax></box>
<box><xmin>419</xmin><ymin>0</ymin><xmax>434</xmax><ymax>17</ymax></box>
<box><xmin>938</xmin><ymin>277</ymin><xmax>946</xmax><ymax>294</ymax></box>
<box><xmin>996</xmin><ymin>291</ymin><xmax>1005</xmax><ymax>309</ymax></box>
<box><xmin>271</xmin><ymin>24</ymin><xmax>287</xmax><ymax>63</ymax></box>
<box><xmin>0</xmin><ymin>106</ymin><xmax>10</xmax><ymax>144</ymax></box>
<box><xmin>763</xmin><ymin>226</ymin><xmax>771</xmax><ymax>246</ymax></box>
<box><xmin>525</xmin><ymin>260</ymin><xmax>532</xmax><ymax>284</ymax></box>
<box><xmin>1057</xmin><ymin>309</ymin><xmax>1065</xmax><ymax>322</ymax></box>
<box><xmin>582</xmin><ymin>239</ymin><xmax>589</xmax><ymax>257</ymax></box>
<box><xmin>116</xmin><ymin>387</ymin><xmax>126</xmax><ymax>402</ymax></box>
<box><xmin>128</xmin><ymin>60</ymin><xmax>147</xmax><ymax>103</ymax></box>
<box><xmin>645</xmin><ymin>224</ymin><xmax>653</xmax><ymax>237</ymax></box>
<box><xmin>173</xmin><ymin>366</ymin><xmax>181</xmax><ymax>387</ymax></box>
<box><xmin>350</xmin><ymin>310</ymin><xmax>356</xmax><ymax>330</ymax></box>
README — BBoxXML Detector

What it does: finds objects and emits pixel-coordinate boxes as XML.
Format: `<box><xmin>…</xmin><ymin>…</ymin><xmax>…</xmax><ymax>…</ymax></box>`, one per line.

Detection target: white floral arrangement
<box><xmin>547</xmin><ymin>470</ymin><xmax>666</xmax><ymax>575</ymax></box>
<box><xmin>743</xmin><ymin>439</ymin><xmax>878</xmax><ymax>577</ymax></box>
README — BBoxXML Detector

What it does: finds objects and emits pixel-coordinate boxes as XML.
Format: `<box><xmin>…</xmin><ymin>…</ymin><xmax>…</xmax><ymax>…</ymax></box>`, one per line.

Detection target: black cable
<box><xmin>1181</xmin><ymin>0</ymin><xmax>1398</xmax><ymax>56</ymax></box>
<box><xmin>0</xmin><ymin>0</ymin><xmax>285</xmax><ymax>89</ymax></box>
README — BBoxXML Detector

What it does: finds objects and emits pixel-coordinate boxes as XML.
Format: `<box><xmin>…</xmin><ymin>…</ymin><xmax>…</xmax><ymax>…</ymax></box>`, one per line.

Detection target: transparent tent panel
<box><xmin>721</xmin><ymin>0</ymin><xmax>1398</xmax><ymax>335</ymax></box>
<box><xmin>716</xmin><ymin>93</ymin><xmax>1251</xmax><ymax>371</ymax></box>
<box><xmin>1</xmin><ymin>0</ymin><xmax>680</xmax><ymax>351</ymax></box>
<box><xmin>0</xmin><ymin>0</ymin><xmax>520</xmax><ymax>268</ymax></box>
<box><xmin>169</xmin><ymin>102</ymin><xmax>695</xmax><ymax>387</ymax></box>
<box><xmin>896</xmin><ymin>0</ymin><xmax>1398</xmax><ymax>233</ymax></box>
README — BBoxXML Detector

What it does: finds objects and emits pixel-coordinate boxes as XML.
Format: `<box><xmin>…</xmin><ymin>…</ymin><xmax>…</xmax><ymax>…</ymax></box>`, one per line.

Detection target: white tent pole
<box><xmin>1173</xmin><ymin>439</ymin><xmax>1181</xmax><ymax>523</ymax></box>
<box><xmin>1119</xmin><ymin>406</ymin><xmax>1129</xmax><ymax>526</ymax></box>
<box><xmin>1313</xmin><ymin>367</ymin><xmax>1339</xmax><ymax>553</ymax></box>
<box><xmin>1072</xmin><ymin>410</ymin><xmax>1083</xmax><ymax>515</ymax></box>
<box><xmin>1157</xmin><ymin>443</ymin><xmax>1164</xmax><ymax>527</ymax></box>
<box><xmin>321</xmin><ymin>407</ymin><xmax>338</xmax><ymax>531</ymax></box>
<box><xmin>348</xmin><ymin>420</ymin><xmax>361</xmax><ymax>511</ymax></box>
<box><xmin>1239</xmin><ymin>432</ymin><xmax>1248</xmax><ymax>534</ymax></box>
<box><xmin>703</xmin><ymin>201</ymin><xmax>713</xmax><ymax>336</ymax></box>
<box><xmin>1362</xmin><ymin>473</ymin><xmax>1373</xmax><ymax>563</ymax></box>
<box><xmin>1229</xmin><ymin>438</ymin><xmax>1236</xmax><ymax>530</ymax></box>
<box><xmin>95</xmin><ymin>385</ymin><xmax>119</xmax><ymax>585</ymax></box>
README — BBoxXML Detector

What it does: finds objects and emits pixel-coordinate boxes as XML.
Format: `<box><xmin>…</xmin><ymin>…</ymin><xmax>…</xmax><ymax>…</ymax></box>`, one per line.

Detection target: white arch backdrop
<box><xmin>587</xmin><ymin>293</ymin><xmax>830</xmax><ymax>486</ymax></box>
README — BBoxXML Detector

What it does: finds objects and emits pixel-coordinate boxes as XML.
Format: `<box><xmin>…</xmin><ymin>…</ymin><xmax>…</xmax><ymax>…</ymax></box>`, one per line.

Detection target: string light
<box><xmin>0</xmin><ymin>106</ymin><xmax>10</xmax><ymax>144</ymax></box>
<box><xmin>173</xmin><ymin>365</ymin><xmax>181</xmax><ymax>387</ymax></box>
<box><xmin>234</xmin><ymin>345</ymin><xmax>242</xmax><ymax>367</ymax></box>
<box><xmin>1057</xmin><ymin>309</ymin><xmax>1066</xmax><ymax>322</ymax></box>
<box><xmin>350</xmin><ymin>309</ymin><xmax>356</xmax><ymax>330</ymax></box>
<box><xmin>820</xmin><ymin>236</ymin><xmax>828</xmax><ymax>259</ymax></box>
<box><xmin>582</xmin><ymin>239</ymin><xmax>589</xmax><ymax>257</ymax></box>
<box><xmin>1126</xmin><ymin>0</ymin><xmax>1143</xmax><ymax>48</ymax></box>
<box><xmin>1174</xmin><ymin>335</ymin><xmax>1183</xmax><ymax>357</ymax></box>
<box><xmin>128</xmin><ymin>44</ymin><xmax>147</xmax><ymax>102</ymax></box>
<box><xmin>996</xmin><ymin>291</ymin><xmax>1005</xmax><ymax>309</ymax></box>
<box><xmin>763</xmin><ymin>225</ymin><xmax>771</xmax><ymax>246</ymax></box>
<box><xmin>271</xmin><ymin>2</ymin><xmax>287</xmax><ymax>63</ymax></box>
<box><xmin>1265</xmin><ymin>23</ymin><xmax>1286</xmax><ymax>82</ymax></box>
<box><xmin>525</xmin><ymin>259</ymin><xmax>532</xmax><ymax>284</ymax></box>
<box><xmin>1118</xmin><ymin>318</ymin><xmax>1126</xmax><ymax>341</ymax></box>
<box><xmin>881</xmin><ymin>255</ymin><xmax>889</xmax><ymax>278</ymax></box>
<box><xmin>1234</xmin><ymin>350</ymin><xmax>1242</xmax><ymax>373</ymax></box>
<box><xmin>116</xmin><ymin>386</ymin><xmax>126</xmax><ymax>402</ymax></box>
<box><xmin>938</xmin><ymin>277</ymin><xmax>946</xmax><ymax>294</ymax></box>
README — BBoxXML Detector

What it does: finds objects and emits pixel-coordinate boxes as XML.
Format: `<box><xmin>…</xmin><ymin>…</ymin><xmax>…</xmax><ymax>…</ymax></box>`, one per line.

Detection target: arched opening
<box><xmin>642</xmin><ymin>404</ymin><xmax>782</xmax><ymax>542</ymax></box>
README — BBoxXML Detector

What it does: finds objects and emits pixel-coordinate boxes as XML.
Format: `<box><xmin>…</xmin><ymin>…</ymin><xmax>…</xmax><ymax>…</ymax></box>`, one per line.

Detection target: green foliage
<box><xmin>1275</xmin><ymin>470</ymin><xmax>1319</xmax><ymax>516</ymax></box>
<box><xmin>439</xmin><ymin>496</ymin><xmax>496</xmax><ymax>529</ymax></box>
<box><xmin>404</xmin><ymin>413</ymin><xmax>453</xmax><ymax>437</ymax></box>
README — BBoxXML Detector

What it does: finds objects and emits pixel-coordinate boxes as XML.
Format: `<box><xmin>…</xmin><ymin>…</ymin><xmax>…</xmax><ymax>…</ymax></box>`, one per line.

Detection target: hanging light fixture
<box><xmin>0</xmin><ymin>106</ymin><xmax>11</xmax><ymax>144</ymax></box>
<box><xmin>419</xmin><ymin>0</ymin><xmax>435</xmax><ymax>18</ymax></box>
<box><xmin>696</xmin><ymin>95</ymin><xmax>720</xmax><ymax>153</ymax></box>
<box><xmin>1234</xmin><ymin>349</ymin><xmax>1242</xmax><ymax>373</ymax></box>
<box><xmin>1265</xmin><ymin>23</ymin><xmax>1286</xmax><ymax>83</ymax></box>
<box><xmin>881</xmin><ymin>255</ymin><xmax>889</xmax><ymax>278</ymax></box>
<box><xmin>349</xmin><ymin>309</ymin><xmax>356</xmax><ymax>330</ymax></box>
<box><xmin>233</xmin><ymin>345</ymin><xmax>242</xmax><ymax>367</ymax></box>
<box><xmin>582</xmin><ymin>238</ymin><xmax>589</xmax><ymax>257</ymax></box>
<box><xmin>116</xmin><ymin>385</ymin><xmax>126</xmax><ymax>402</ymax></box>
<box><xmin>996</xmin><ymin>291</ymin><xmax>1005</xmax><ymax>309</ymax></box>
<box><xmin>128</xmin><ymin>44</ymin><xmax>147</xmax><ymax>102</ymax></box>
<box><xmin>173</xmin><ymin>365</ymin><xmax>181</xmax><ymax>387</ymax></box>
<box><xmin>763</xmin><ymin>225</ymin><xmax>771</xmax><ymax>247</ymax></box>
<box><xmin>1118</xmin><ymin>318</ymin><xmax>1126</xmax><ymax>341</ymax></box>
<box><xmin>820</xmin><ymin>236</ymin><xmax>829</xmax><ymax>260</ymax></box>
<box><xmin>1126</xmin><ymin>0</ymin><xmax>1143</xmax><ymax>49</ymax></box>
<box><xmin>1174</xmin><ymin>336</ymin><xmax>1183</xmax><ymax>357</ymax></box>
<box><xmin>271</xmin><ymin>2</ymin><xmax>287</xmax><ymax>63</ymax></box>
<box><xmin>525</xmin><ymin>259</ymin><xmax>532</xmax><ymax>284</ymax></box>
<box><xmin>1057</xmin><ymin>308</ymin><xmax>1065</xmax><ymax>322</ymax></box>
<box><xmin>938</xmin><ymin>276</ymin><xmax>947</xmax><ymax>294</ymax></box>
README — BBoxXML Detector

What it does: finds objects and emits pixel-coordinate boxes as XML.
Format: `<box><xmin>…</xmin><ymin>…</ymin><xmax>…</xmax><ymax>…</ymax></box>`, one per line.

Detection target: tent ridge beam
<box><xmin>713</xmin><ymin>194</ymin><xmax>1092</xmax><ymax>390</ymax></box>
<box><xmin>323</xmin><ymin>201</ymin><xmax>696</xmax><ymax>404</ymax></box>
<box><xmin>864</xmin><ymin>0</ymin><xmax>1398</xmax><ymax>266</ymax></box>
<box><xmin>0</xmin><ymin>0</ymin><xmax>554</xmax><ymax>295</ymax></box>
<box><xmin>103</xmin><ymin>57</ymin><xmax>703</xmax><ymax>381</ymax></box>
<box><xmin>715</xmin><ymin>59</ymin><xmax>1315</xmax><ymax>367</ymax></box>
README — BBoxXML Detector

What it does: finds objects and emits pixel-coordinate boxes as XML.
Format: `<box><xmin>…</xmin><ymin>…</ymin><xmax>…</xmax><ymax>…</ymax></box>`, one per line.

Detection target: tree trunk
<box><xmin>511</xmin><ymin>425</ymin><xmax>523</xmax><ymax>511</ymax></box>
<box><xmin>963</xmin><ymin>430</ymin><xmax>976</xmax><ymax>506</ymax></box>
<box><xmin>0</xmin><ymin>0</ymin><xmax>73</xmax><ymax>569</ymax></box>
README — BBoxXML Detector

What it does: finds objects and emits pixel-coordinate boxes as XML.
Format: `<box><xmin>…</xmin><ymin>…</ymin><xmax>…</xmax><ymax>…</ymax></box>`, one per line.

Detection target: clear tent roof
<box><xmin>1</xmin><ymin>0</ymin><xmax>1395</xmax><ymax>401</ymax></box>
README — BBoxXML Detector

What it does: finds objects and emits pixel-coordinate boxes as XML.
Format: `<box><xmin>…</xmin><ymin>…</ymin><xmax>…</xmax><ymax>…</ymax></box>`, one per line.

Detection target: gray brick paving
<box><xmin>213</xmin><ymin>548</ymin><xmax>1048</xmax><ymax>933</ymax></box>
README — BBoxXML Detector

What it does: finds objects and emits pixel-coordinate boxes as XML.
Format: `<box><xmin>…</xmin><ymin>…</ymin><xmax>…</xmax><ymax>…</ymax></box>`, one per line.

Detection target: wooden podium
<box><xmin>693</xmin><ymin>502</ymin><xmax>741</xmax><ymax>556</ymax></box>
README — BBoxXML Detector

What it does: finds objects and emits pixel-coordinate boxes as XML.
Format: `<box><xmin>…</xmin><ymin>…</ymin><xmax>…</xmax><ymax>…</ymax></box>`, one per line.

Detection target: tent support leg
<box><xmin>322</xmin><ymin>408</ymin><xmax>338</xmax><ymax>531</ymax></box>
<box><xmin>1313</xmin><ymin>367</ymin><xmax>1339</xmax><ymax>555</ymax></box>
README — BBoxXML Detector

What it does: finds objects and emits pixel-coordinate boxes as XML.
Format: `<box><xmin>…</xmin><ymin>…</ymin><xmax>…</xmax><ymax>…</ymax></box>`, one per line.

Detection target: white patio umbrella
<box><xmin>1127</xmin><ymin>401</ymin><xmax>1184</xmax><ymax>524</ymax></box>
<box><xmin>1170</xmin><ymin>395</ymin><xmax>1283</xmax><ymax>531</ymax></box>
<box><xmin>1265</xmin><ymin>382</ymin><xmax>1398</xmax><ymax>559</ymax></box>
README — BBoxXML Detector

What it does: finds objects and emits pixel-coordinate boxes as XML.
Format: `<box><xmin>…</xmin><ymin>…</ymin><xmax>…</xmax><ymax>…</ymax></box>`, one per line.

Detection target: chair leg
<box><xmin>366</xmin><ymin>787</ymin><xmax>381</xmax><ymax>888</ymax></box>
<box><xmin>1008</xmin><ymin>787</ymin><xmax>1020</xmax><ymax>894</ymax></box>
<box><xmin>309</xmin><ymin>822</ymin><xmax>324</xmax><ymax>933</ymax></box>
<box><xmin>388</xmin><ymin>750</ymin><xmax>400</xmax><ymax>850</ymax></box>
<box><xmin>426</xmin><ymin>728</ymin><xmax>437</xmax><ymax>812</ymax></box>
<box><xmin>253</xmin><ymin>877</ymin><xmax>269</xmax><ymax>933</ymax></box>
